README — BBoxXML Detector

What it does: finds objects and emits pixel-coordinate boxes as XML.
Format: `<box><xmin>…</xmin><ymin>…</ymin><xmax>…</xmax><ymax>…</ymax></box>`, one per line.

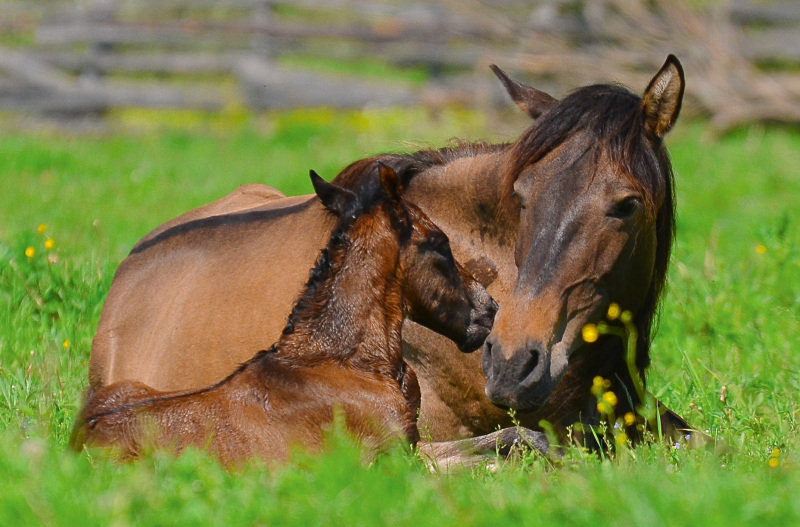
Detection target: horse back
<box><xmin>90</xmin><ymin>194</ymin><xmax>334</xmax><ymax>392</ymax></box>
<box><xmin>132</xmin><ymin>184</ymin><xmax>287</xmax><ymax>252</ymax></box>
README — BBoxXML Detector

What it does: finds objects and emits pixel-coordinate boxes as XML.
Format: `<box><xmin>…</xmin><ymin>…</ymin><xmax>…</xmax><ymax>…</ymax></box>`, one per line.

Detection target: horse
<box><xmin>87</xmin><ymin>55</ymin><xmax>695</xmax><ymax>454</ymax></box>
<box><xmin>71</xmin><ymin>163</ymin><xmax>498</xmax><ymax>465</ymax></box>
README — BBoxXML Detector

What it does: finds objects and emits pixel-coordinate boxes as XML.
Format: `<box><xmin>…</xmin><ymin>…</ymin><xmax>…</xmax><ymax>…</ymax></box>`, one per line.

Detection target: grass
<box><xmin>0</xmin><ymin>109</ymin><xmax>798</xmax><ymax>525</ymax></box>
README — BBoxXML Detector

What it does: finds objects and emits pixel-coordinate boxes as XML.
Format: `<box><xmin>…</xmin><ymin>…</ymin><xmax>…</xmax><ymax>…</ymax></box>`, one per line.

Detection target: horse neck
<box><xmin>405</xmin><ymin>147</ymin><xmax>519</xmax><ymax>298</ymax></box>
<box><xmin>275</xmin><ymin>214</ymin><xmax>406</xmax><ymax>375</ymax></box>
<box><xmin>408</xmin><ymin>148</ymin><xmax>518</xmax><ymax>246</ymax></box>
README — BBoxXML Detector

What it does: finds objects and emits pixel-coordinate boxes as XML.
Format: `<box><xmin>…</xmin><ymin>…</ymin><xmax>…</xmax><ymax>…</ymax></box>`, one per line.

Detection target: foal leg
<box><xmin>417</xmin><ymin>427</ymin><xmax>548</xmax><ymax>472</ymax></box>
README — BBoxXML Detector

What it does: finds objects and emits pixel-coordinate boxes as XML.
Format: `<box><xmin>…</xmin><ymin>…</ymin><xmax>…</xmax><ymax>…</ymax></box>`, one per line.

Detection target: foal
<box><xmin>71</xmin><ymin>164</ymin><xmax>488</xmax><ymax>465</ymax></box>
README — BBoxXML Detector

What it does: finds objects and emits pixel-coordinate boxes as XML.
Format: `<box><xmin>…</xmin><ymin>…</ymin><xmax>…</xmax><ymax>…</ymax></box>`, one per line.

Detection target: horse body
<box><xmin>74</xmin><ymin>164</ymin><xmax>486</xmax><ymax>464</ymax></box>
<box><xmin>89</xmin><ymin>56</ymin><xmax>695</xmax><ymax>445</ymax></box>
<box><xmin>92</xmin><ymin>196</ymin><xmax>332</xmax><ymax>390</ymax></box>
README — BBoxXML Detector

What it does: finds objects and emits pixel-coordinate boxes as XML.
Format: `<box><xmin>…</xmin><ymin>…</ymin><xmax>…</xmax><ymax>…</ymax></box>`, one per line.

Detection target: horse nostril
<box><xmin>519</xmin><ymin>345</ymin><xmax>540</xmax><ymax>380</ymax></box>
<box><xmin>481</xmin><ymin>337</ymin><xmax>496</xmax><ymax>379</ymax></box>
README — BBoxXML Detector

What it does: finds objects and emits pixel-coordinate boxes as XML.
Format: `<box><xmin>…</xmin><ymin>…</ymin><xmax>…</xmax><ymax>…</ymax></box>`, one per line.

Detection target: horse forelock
<box><xmin>511</xmin><ymin>83</ymin><xmax>677</xmax><ymax>374</ymax></box>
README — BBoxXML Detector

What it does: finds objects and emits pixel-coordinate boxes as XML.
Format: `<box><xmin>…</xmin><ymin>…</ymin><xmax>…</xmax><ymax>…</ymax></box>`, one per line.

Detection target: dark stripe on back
<box><xmin>130</xmin><ymin>197</ymin><xmax>316</xmax><ymax>255</ymax></box>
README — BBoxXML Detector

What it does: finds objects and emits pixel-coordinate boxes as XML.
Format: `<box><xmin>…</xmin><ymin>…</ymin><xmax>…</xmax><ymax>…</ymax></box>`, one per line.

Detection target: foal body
<box><xmin>72</xmin><ymin>165</ymin><xmax>474</xmax><ymax>465</ymax></box>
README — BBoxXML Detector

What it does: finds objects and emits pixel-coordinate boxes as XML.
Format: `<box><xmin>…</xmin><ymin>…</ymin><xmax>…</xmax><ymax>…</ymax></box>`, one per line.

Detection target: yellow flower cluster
<box><xmin>24</xmin><ymin>223</ymin><xmax>56</xmax><ymax>259</ymax></box>
<box><xmin>592</xmin><ymin>376</ymin><xmax>618</xmax><ymax>415</ymax></box>
<box><xmin>768</xmin><ymin>448</ymin><xmax>780</xmax><ymax>468</ymax></box>
<box><xmin>581</xmin><ymin>303</ymin><xmax>635</xmax><ymax>345</ymax></box>
<box><xmin>623</xmin><ymin>411</ymin><xmax>636</xmax><ymax>427</ymax></box>
<box><xmin>582</xmin><ymin>323</ymin><xmax>599</xmax><ymax>343</ymax></box>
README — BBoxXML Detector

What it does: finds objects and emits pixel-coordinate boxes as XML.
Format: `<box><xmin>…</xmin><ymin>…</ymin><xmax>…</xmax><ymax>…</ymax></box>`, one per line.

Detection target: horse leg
<box><xmin>654</xmin><ymin>396</ymin><xmax>710</xmax><ymax>447</ymax></box>
<box><xmin>417</xmin><ymin>426</ymin><xmax>548</xmax><ymax>471</ymax></box>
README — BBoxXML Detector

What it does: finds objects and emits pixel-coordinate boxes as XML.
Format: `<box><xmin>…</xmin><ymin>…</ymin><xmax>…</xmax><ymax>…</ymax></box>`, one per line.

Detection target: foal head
<box><xmin>326</xmin><ymin>159</ymin><xmax>497</xmax><ymax>353</ymax></box>
<box><xmin>482</xmin><ymin>56</ymin><xmax>684</xmax><ymax>410</ymax></box>
<box><xmin>306</xmin><ymin>163</ymin><xmax>496</xmax><ymax>355</ymax></box>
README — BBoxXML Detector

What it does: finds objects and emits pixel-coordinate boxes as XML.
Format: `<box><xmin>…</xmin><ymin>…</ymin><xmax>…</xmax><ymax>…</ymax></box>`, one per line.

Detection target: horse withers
<box><xmin>71</xmin><ymin>164</ymin><xmax>497</xmax><ymax>465</ymax></box>
<box><xmin>88</xmin><ymin>55</ymin><xmax>696</xmax><ymax>449</ymax></box>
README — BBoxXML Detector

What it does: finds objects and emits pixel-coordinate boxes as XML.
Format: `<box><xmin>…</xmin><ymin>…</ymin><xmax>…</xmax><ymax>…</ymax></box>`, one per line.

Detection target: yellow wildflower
<box><xmin>607</xmin><ymin>302</ymin><xmax>621</xmax><ymax>320</ymax></box>
<box><xmin>44</xmin><ymin>238</ymin><xmax>55</xmax><ymax>250</ymax></box>
<box><xmin>616</xmin><ymin>432</ymin><xmax>628</xmax><ymax>445</ymax></box>
<box><xmin>756</xmin><ymin>244</ymin><xmax>767</xmax><ymax>254</ymax></box>
<box><xmin>592</xmin><ymin>376</ymin><xmax>605</xmax><ymax>389</ymax></box>
<box><xmin>768</xmin><ymin>457</ymin><xmax>779</xmax><ymax>468</ymax></box>
<box><xmin>620</xmin><ymin>310</ymin><xmax>633</xmax><ymax>323</ymax></box>
<box><xmin>771</xmin><ymin>448</ymin><xmax>780</xmax><ymax>457</ymax></box>
<box><xmin>25</xmin><ymin>246</ymin><xmax>35</xmax><ymax>259</ymax></box>
<box><xmin>37</xmin><ymin>224</ymin><xmax>47</xmax><ymax>233</ymax></box>
<box><xmin>602</xmin><ymin>391</ymin><xmax>618</xmax><ymax>407</ymax></box>
<box><xmin>623</xmin><ymin>412</ymin><xmax>636</xmax><ymax>426</ymax></box>
<box><xmin>582</xmin><ymin>323</ymin><xmax>599</xmax><ymax>343</ymax></box>
<box><xmin>63</xmin><ymin>339</ymin><xmax>70</xmax><ymax>349</ymax></box>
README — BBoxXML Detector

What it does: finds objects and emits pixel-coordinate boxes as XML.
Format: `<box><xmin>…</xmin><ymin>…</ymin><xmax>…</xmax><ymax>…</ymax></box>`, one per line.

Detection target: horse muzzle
<box><xmin>481</xmin><ymin>334</ymin><xmax>568</xmax><ymax>410</ymax></box>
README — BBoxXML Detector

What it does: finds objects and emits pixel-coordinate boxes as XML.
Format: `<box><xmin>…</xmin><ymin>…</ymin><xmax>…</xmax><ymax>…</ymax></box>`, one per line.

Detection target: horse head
<box><xmin>482</xmin><ymin>56</ymin><xmax>684</xmax><ymax>410</ymax></box>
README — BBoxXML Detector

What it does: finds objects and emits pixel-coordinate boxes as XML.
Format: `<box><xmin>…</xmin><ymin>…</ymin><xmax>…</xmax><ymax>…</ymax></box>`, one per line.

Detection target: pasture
<box><xmin>1</xmin><ymin>107</ymin><xmax>798</xmax><ymax>525</ymax></box>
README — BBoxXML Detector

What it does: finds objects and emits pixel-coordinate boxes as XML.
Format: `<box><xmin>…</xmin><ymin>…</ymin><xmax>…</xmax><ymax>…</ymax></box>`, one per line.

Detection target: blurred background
<box><xmin>2</xmin><ymin>0</ymin><xmax>800</xmax><ymax>131</ymax></box>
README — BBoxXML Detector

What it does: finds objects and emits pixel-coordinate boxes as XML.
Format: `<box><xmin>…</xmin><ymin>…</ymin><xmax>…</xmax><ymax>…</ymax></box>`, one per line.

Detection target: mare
<box><xmin>88</xmin><ymin>55</ymin><xmax>695</xmax><ymax>454</ymax></box>
<box><xmin>71</xmin><ymin>164</ymin><xmax>496</xmax><ymax>465</ymax></box>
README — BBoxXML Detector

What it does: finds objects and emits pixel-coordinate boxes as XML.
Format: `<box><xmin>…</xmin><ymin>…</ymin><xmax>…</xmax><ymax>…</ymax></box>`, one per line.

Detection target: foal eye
<box><xmin>609</xmin><ymin>196</ymin><xmax>641</xmax><ymax>219</ymax></box>
<box><xmin>425</xmin><ymin>233</ymin><xmax>452</xmax><ymax>259</ymax></box>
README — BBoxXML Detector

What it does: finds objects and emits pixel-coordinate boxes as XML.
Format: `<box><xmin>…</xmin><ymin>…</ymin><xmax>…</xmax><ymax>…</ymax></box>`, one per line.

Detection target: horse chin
<box><xmin>483</xmin><ymin>341</ymin><xmax>571</xmax><ymax>411</ymax></box>
<box><xmin>483</xmin><ymin>379</ymin><xmax>556</xmax><ymax>413</ymax></box>
<box><xmin>456</xmin><ymin>323</ymin><xmax>493</xmax><ymax>353</ymax></box>
<box><xmin>455</xmin><ymin>296</ymin><xmax>498</xmax><ymax>352</ymax></box>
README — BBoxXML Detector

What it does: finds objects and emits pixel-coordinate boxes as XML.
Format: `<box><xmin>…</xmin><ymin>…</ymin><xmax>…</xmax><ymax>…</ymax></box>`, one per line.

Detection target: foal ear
<box><xmin>378</xmin><ymin>163</ymin><xmax>403</xmax><ymax>204</ymax></box>
<box><xmin>310</xmin><ymin>170</ymin><xmax>356</xmax><ymax>217</ymax></box>
<box><xmin>490</xmin><ymin>64</ymin><xmax>556</xmax><ymax>119</ymax></box>
<box><xmin>641</xmin><ymin>54</ymin><xmax>685</xmax><ymax>139</ymax></box>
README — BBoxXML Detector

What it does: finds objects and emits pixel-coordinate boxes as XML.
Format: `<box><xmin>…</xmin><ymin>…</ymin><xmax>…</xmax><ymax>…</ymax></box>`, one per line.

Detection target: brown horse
<box><xmin>71</xmin><ymin>164</ymin><xmax>496</xmax><ymax>465</ymax></box>
<box><xmin>88</xmin><ymin>55</ymin><xmax>694</xmax><ymax>451</ymax></box>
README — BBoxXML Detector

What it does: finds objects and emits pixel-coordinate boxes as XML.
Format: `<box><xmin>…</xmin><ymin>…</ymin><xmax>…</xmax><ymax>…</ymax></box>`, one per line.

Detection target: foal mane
<box><xmin>510</xmin><ymin>84</ymin><xmax>677</xmax><ymax>374</ymax></box>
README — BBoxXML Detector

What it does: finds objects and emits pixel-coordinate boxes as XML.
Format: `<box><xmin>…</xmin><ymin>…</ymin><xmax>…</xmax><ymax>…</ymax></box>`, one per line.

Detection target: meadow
<box><xmin>0</xmin><ymin>106</ymin><xmax>798</xmax><ymax>526</ymax></box>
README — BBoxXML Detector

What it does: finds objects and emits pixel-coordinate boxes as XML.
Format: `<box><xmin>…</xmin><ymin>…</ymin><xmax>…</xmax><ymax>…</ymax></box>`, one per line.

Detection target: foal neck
<box><xmin>274</xmin><ymin>212</ymin><xmax>406</xmax><ymax>375</ymax></box>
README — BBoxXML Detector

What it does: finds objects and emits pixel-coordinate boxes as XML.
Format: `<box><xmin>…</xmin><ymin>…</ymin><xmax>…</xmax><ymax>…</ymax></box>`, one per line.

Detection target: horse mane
<box><xmin>332</xmin><ymin>141</ymin><xmax>508</xmax><ymax>195</ymax></box>
<box><xmin>511</xmin><ymin>83</ymin><xmax>677</xmax><ymax>375</ymax></box>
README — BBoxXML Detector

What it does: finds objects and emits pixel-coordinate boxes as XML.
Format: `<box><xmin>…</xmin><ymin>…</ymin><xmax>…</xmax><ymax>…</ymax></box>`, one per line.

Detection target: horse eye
<box><xmin>609</xmin><ymin>196</ymin><xmax>641</xmax><ymax>219</ymax></box>
<box><xmin>425</xmin><ymin>233</ymin><xmax>452</xmax><ymax>259</ymax></box>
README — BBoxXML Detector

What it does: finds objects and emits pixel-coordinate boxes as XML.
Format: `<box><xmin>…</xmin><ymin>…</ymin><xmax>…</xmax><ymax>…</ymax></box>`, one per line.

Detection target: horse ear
<box><xmin>310</xmin><ymin>170</ymin><xmax>356</xmax><ymax>217</ymax></box>
<box><xmin>378</xmin><ymin>163</ymin><xmax>403</xmax><ymax>203</ymax></box>
<box><xmin>490</xmin><ymin>64</ymin><xmax>556</xmax><ymax>119</ymax></box>
<box><xmin>641</xmin><ymin>54</ymin><xmax>685</xmax><ymax>139</ymax></box>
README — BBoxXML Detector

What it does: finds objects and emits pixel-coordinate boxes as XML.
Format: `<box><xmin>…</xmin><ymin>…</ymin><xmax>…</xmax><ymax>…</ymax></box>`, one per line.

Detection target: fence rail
<box><xmin>1</xmin><ymin>0</ymin><xmax>798</xmax><ymax>128</ymax></box>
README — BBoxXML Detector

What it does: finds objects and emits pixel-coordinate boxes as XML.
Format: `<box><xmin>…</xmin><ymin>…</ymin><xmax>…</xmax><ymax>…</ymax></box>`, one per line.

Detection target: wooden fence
<box><xmin>1</xmin><ymin>0</ymin><xmax>799</xmax><ymax>128</ymax></box>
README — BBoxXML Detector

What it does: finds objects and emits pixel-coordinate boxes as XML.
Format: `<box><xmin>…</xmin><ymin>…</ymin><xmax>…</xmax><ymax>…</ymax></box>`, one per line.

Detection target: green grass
<box><xmin>1</xmin><ymin>110</ymin><xmax>798</xmax><ymax>525</ymax></box>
